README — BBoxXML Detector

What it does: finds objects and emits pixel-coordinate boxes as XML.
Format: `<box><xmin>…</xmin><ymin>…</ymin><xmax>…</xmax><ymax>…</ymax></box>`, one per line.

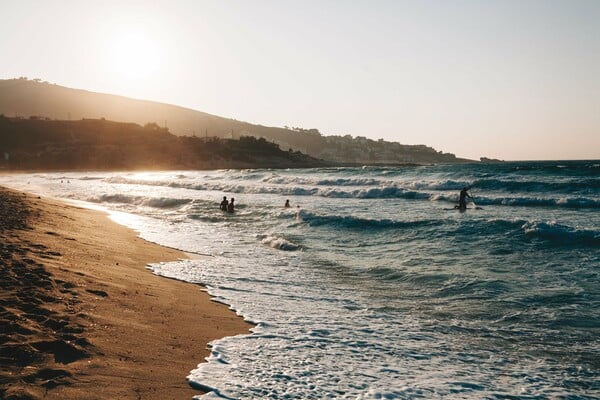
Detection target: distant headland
<box><xmin>0</xmin><ymin>115</ymin><xmax>330</xmax><ymax>170</ymax></box>
<box><xmin>0</xmin><ymin>78</ymin><xmax>473</xmax><ymax>166</ymax></box>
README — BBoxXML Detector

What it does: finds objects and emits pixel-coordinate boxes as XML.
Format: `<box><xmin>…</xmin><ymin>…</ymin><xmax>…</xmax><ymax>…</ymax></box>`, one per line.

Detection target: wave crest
<box><xmin>492</xmin><ymin>196</ymin><xmax>598</xmax><ymax>209</ymax></box>
<box><xmin>89</xmin><ymin>194</ymin><xmax>191</xmax><ymax>209</ymax></box>
<box><xmin>296</xmin><ymin>210</ymin><xmax>440</xmax><ymax>230</ymax></box>
<box><xmin>259</xmin><ymin>235</ymin><xmax>301</xmax><ymax>251</ymax></box>
<box><xmin>522</xmin><ymin>221</ymin><xmax>600</xmax><ymax>246</ymax></box>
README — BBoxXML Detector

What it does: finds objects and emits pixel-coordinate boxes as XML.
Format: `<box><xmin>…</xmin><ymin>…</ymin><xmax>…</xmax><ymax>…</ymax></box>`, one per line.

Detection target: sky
<box><xmin>1</xmin><ymin>0</ymin><xmax>599</xmax><ymax>160</ymax></box>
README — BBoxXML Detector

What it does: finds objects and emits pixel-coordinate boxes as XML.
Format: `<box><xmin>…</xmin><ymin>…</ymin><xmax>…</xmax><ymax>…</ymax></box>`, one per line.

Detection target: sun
<box><xmin>106</xmin><ymin>29</ymin><xmax>162</xmax><ymax>81</ymax></box>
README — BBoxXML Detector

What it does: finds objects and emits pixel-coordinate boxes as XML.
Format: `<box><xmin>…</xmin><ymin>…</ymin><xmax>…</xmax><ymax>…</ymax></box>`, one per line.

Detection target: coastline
<box><xmin>0</xmin><ymin>187</ymin><xmax>252</xmax><ymax>400</ymax></box>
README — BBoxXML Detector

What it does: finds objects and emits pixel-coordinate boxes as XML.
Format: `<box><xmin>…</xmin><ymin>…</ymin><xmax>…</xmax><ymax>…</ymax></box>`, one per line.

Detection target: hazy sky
<box><xmin>1</xmin><ymin>0</ymin><xmax>599</xmax><ymax>160</ymax></box>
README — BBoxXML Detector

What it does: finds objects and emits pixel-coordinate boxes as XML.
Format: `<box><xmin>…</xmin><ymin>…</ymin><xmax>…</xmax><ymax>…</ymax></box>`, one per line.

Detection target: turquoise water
<box><xmin>2</xmin><ymin>160</ymin><xmax>599</xmax><ymax>399</ymax></box>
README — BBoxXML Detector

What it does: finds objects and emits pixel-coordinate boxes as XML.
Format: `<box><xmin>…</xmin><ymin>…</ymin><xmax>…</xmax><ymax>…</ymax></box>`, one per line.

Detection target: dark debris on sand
<box><xmin>0</xmin><ymin>189</ymin><xmax>91</xmax><ymax>400</ymax></box>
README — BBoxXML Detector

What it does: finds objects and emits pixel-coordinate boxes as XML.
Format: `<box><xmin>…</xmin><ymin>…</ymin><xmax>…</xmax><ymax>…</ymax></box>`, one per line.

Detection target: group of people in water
<box><xmin>220</xmin><ymin>189</ymin><xmax>473</xmax><ymax>214</ymax></box>
<box><xmin>220</xmin><ymin>196</ymin><xmax>235</xmax><ymax>213</ymax></box>
<box><xmin>219</xmin><ymin>197</ymin><xmax>295</xmax><ymax>213</ymax></box>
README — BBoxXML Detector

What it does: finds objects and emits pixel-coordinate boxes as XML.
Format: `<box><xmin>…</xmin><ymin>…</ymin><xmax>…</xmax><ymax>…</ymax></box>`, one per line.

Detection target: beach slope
<box><xmin>0</xmin><ymin>187</ymin><xmax>251</xmax><ymax>400</ymax></box>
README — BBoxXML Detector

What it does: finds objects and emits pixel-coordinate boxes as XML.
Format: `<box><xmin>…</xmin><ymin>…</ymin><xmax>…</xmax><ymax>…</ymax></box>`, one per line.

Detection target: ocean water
<box><xmin>1</xmin><ymin>160</ymin><xmax>599</xmax><ymax>399</ymax></box>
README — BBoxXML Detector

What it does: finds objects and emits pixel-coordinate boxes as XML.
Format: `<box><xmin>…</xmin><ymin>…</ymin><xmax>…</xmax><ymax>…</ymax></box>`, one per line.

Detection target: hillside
<box><xmin>0</xmin><ymin>78</ymin><xmax>469</xmax><ymax>164</ymax></box>
<box><xmin>0</xmin><ymin>116</ymin><xmax>327</xmax><ymax>170</ymax></box>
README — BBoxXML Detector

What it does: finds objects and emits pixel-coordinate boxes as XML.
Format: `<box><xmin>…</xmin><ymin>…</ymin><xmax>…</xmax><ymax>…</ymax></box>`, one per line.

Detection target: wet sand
<box><xmin>0</xmin><ymin>187</ymin><xmax>252</xmax><ymax>400</ymax></box>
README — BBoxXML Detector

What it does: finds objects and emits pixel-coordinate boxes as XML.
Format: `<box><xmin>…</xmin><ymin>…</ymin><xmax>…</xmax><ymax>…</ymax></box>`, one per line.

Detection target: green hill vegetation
<box><xmin>0</xmin><ymin>116</ymin><xmax>327</xmax><ymax>170</ymax></box>
<box><xmin>0</xmin><ymin>78</ymin><xmax>470</xmax><ymax>164</ymax></box>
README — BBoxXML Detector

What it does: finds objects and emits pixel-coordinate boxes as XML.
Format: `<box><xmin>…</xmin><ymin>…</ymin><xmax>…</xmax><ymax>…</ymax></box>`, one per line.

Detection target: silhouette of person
<box><xmin>220</xmin><ymin>196</ymin><xmax>228</xmax><ymax>211</ymax></box>
<box><xmin>458</xmin><ymin>187</ymin><xmax>472</xmax><ymax>209</ymax></box>
<box><xmin>284</xmin><ymin>199</ymin><xmax>290</xmax><ymax>208</ymax></box>
<box><xmin>227</xmin><ymin>198</ymin><xmax>235</xmax><ymax>213</ymax></box>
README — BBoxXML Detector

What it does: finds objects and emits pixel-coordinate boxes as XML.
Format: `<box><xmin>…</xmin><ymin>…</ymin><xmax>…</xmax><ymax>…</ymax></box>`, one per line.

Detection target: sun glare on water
<box><xmin>106</xmin><ymin>28</ymin><xmax>162</xmax><ymax>81</ymax></box>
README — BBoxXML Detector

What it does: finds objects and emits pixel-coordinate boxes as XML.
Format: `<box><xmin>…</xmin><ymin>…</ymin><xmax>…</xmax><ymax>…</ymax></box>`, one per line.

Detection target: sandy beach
<box><xmin>0</xmin><ymin>187</ymin><xmax>252</xmax><ymax>400</ymax></box>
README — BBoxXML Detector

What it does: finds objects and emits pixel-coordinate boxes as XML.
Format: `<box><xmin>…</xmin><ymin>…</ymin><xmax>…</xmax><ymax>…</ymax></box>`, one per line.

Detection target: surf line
<box><xmin>184</xmin><ymin>250</ymin><xmax>215</xmax><ymax>257</ymax></box>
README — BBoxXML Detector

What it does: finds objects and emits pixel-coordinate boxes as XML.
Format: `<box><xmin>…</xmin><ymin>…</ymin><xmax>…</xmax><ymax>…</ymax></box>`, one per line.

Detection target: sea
<box><xmin>1</xmin><ymin>160</ymin><xmax>599</xmax><ymax>399</ymax></box>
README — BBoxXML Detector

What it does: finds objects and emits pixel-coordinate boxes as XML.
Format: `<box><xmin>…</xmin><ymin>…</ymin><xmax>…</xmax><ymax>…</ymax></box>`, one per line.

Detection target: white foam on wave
<box><xmin>258</xmin><ymin>234</ymin><xmax>301</xmax><ymax>251</ymax></box>
<box><xmin>88</xmin><ymin>193</ymin><xmax>192</xmax><ymax>209</ymax></box>
<box><xmin>522</xmin><ymin>220</ymin><xmax>600</xmax><ymax>245</ymax></box>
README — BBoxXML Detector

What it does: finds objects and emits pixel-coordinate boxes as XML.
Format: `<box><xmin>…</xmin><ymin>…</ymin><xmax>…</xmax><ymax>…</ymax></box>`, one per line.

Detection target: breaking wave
<box><xmin>258</xmin><ymin>234</ymin><xmax>301</xmax><ymax>251</ymax></box>
<box><xmin>467</xmin><ymin>196</ymin><xmax>600</xmax><ymax>209</ymax></box>
<box><xmin>88</xmin><ymin>194</ymin><xmax>191</xmax><ymax>209</ymax></box>
<box><xmin>295</xmin><ymin>210</ymin><xmax>442</xmax><ymax>230</ymax></box>
<box><xmin>522</xmin><ymin>221</ymin><xmax>600</xmax><ymax>246</ymax></box>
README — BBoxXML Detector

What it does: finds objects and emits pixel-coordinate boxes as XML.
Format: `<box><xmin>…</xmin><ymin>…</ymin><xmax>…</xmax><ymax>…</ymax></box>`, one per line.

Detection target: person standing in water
<box><xmin>458</xmin><ymin>187</ymin><xmax>472</xmax><ymax>209</ymax></box>
<box><xmin>220</xmin><ymin>196</ymin><xmax>229</xmax><ymax>211</ymax></box>
<box><xmin>227</xmin><ymin>198</ymin><xmax>235</xmax><ymax>213</ymax></box>
<box><xmin>284</xmin><ymin>199</ymin><xmax>290</xmax><ymax>208</ymax></box>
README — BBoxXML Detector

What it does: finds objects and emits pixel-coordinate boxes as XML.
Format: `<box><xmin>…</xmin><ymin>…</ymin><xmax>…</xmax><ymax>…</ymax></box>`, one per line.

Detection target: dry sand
<box><xmin>0</xmin><ymin>187</ymin><xmax>252</xmax><ymax>400</ymax></box>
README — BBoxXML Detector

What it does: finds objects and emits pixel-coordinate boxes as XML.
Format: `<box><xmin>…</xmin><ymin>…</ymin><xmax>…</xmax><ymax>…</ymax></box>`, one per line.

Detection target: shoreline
<box><xmin>0</xmin><ymin>187</ymin><xmax>252</xmax><ymax>400</ymax></box>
